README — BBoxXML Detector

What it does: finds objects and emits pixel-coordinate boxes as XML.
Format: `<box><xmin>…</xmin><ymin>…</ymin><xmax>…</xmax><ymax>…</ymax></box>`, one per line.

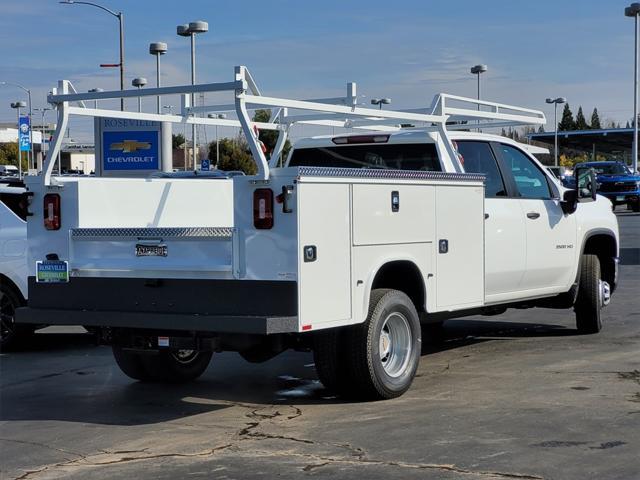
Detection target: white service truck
<box><xmin>17</xmin><ymin>67</ymin><xmax>619</xmax><ymax>399</ymax></box>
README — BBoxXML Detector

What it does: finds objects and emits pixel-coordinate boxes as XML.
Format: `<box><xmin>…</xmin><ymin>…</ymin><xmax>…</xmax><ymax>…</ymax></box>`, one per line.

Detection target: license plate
<box><xmin>616</xmin><ymin>196</ymin><xmax>625</xmax><ymax>201</ymax></box>
<box><xmin>36</xmin><ymin>260</ymin><xmax>69</xmax><ymax>283</ymax></box>
<box><xmin>135</xmin><ymin>244</ymin><xmax>168</xmax><ymax>257</ymax></box>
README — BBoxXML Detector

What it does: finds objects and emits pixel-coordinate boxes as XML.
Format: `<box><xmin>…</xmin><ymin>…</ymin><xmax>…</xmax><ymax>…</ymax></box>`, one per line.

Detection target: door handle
<box><xmin>526</xmin><ymin>212</ymin><xmax>540</xmax><ymax>219</ymax></box>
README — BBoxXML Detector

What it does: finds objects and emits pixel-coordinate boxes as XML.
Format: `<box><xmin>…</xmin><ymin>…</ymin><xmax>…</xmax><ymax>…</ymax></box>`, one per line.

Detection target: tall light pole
<box><xmin>546</xmin><ymin>97</ymin><xmax>567</xmax><ymax>167</ymax></box>
<box><xmin>10</xmin><ymin>101</ymin><xmax>26</xmax><ymax>178</ymax></box>
<box><xmin>33</xmin><ymin>107</ymin><xmax>52</xmax><ymax>169</ymax></box>
<box><xmin>88</xmin><ymin>87</ymin><xmax>104</xmax><ymax>109</ymax></box>
<box><xmin>208</xmin><ymin>113</ymin><xmax>227</xmax><ymax>165</ymax></box>
<box><xmin>59</xmin><ymin>0</ymin><xmax>125</xmax><ymax>111</ymax></box>
<box><xmin>2</xmin><ymin>82</ymin><xmax>33</xmax><ymax>169</ymax></box>
<box><xmin>471</xmin><ymin>65</ymin><xmax>488</xmax><ymax>131</ymax></box>
<box><xmin>132</xmin><ymin>77</ymin><xmax>147</xmax><ymax>112</ymax></box>
<box><xmin>178</xmin><ymin>21</ymin><xmax>208</xmax><ymax>171</ymax></box>
<box><xmin>149</xmin><ymin>42</ymin><xmax>168</xmax><ymax>114</ymax></box>
<box><xmin>626</xmin><ymin>3</ymin><xmax>640</xmax><ymax>173</ymax></box>
<box><xmin>370</xmin><ymin>98</ymin><xmax>391</xmax><ymax>110</ymax></box>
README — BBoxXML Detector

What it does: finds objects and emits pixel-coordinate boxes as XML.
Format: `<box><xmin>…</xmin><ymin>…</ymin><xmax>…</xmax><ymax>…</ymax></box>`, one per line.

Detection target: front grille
<box><xmin>599</xmin><ymin>182</ymin><xmax>637</xmax><ymax>193</ymax></box>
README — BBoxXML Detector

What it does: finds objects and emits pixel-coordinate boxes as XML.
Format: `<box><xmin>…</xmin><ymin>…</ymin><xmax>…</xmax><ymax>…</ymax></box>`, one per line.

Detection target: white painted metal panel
<box><xmin>298</xmin><ymin>183</ymin><xmax>351</xmax><ymax>327</ymax></box>
<box><xmin>76</xmin><ymin>178</ymin><xmax>233</xmax><ymax>228</ymax></box>
<box><xmin>435</xmin><ymin>185</ymin><xmax>484</xmax><ymax>310</ymax></box>
<box><xmin>352</xmin><ymin>184</ymin><xmax>435</xmax><ymax>246</ymax></box>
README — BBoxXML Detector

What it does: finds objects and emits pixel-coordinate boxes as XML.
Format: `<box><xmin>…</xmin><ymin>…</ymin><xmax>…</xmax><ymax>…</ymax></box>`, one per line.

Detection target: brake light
<box><xmin>332</xmin><ymin>135</ymin><xmax>389</xmax><ymax>145</ymax></box>
<box><xmin>253</xmin><ymin>188</ymin><xmax>274</xmax><ymax>229</ymax></box>
<box><xmin>43</xmin><ymin>194</ymin><xmax>61</xmax><ymax>230</ymax></box>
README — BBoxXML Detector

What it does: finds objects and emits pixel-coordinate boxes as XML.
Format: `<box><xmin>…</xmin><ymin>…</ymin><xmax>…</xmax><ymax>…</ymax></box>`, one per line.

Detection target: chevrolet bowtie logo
<box><xmin>110</xmin><ymin>140</ymin><xmax>152</xmax><ymax>153</ymax></box>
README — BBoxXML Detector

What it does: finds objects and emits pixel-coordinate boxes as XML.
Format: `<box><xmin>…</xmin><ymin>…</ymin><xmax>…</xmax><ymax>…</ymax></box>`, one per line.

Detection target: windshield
<box><xmin>288</xmin><ymin>143</ymin><xmax>441</xmax><ymax>171</ymax></box>
<box><xmin>582</xmin><ymin>163</ymin><xmax>630</xmax><ymax>175</ymax></box>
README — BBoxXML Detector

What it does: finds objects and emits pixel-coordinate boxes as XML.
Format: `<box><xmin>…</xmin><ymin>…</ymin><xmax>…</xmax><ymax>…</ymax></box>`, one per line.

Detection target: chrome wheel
<box><xmin>599</xmin><ymin>280</ymin><xmax>611</xmax><ymax>307</ymax></box>
<box><xmin>379</xmin><ymin>312</ymin><xmax>412</xmax><ymax>378</ymax></box>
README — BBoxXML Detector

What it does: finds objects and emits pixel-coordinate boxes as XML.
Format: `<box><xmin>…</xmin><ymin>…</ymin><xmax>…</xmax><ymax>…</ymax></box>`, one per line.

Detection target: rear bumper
<box><xmin>16</xmin><ymin>277</ymin><xmax>299</xmax><ymax>334</ymax></box>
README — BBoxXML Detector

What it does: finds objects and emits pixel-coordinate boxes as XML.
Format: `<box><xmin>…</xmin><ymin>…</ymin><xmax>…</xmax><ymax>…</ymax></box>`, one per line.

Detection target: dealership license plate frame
<box><xmin>36</xmin><ymin>260</ymin><xmax>69</xmax><ymax>283</ymax></box>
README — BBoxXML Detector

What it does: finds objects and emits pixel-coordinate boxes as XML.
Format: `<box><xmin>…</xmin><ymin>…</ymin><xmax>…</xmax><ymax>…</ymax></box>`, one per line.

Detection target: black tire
<box><xmin>344</xmin><ymin>289</ymin><xmax>421</xmax><ymax>400</ymax></box>
<box><xmin>0</xmin><ymin>282</ymin><xmax>30</xmax><ymax>351</ymax></box>
<box><xmin>140</xmin><ymin>350</ymin><xmax>213</xmax><ymax>383</ymax></box>
<box><xmin>575</xmin><ymin>254</ymin><xmax>603</xmax><ymax>334</ymax></box>
<box><xmin>312</xmin><ymin>328</ymin><xmax>349</xmax><ymax>393</ymax></box>
<box><xmin>632</xmin><ymin>200</ymin><xmax>640</xmax><ymax>213</ymax></box>
<box><xmin>112</xmin><ymin>346</ymin><xmax>153</xmax><ymax>381</ymax></box>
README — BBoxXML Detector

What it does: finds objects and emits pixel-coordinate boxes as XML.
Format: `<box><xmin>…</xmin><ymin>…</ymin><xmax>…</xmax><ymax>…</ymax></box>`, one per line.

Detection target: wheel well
<box><xmin>582</xmin><ymin>234</ymin><xmax>617</xmax><ymax>288</ymax></box>
<box><xmin>371</xmin><ymin>261</ymin><xmax>425</xmax><ymax>312</ymax></box>
<box><xmin>0</xmin><ymin>273</ymin><xmax>25</xmax><ymax>304</ymax></box>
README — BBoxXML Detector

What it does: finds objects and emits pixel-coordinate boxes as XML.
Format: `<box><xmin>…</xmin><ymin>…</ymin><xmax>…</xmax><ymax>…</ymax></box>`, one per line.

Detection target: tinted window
<box><xmin>456</xmin><ymin>141</ymin><xmax>507</xmax><ymax>197</ymax></box>
<box><xmin>499</xmin><ymin>144</ymin><xmax>552</xmax><ymax>199</ymax></box>
<box><xmin>289</xmin><ymin>143</ymin><xmax>441</xmax><ymax>171</ymax></box>
<box><xmin>0</xmin><ymin>192</ymin><xmax>28</xmax><ymax>221</ymax></box>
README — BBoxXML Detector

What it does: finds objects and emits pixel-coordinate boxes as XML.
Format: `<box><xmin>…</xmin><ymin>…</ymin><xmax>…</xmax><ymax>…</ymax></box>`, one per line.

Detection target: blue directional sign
<box><xmin>201</xmin><ymin>159</ymin><xmax>210</xmax><ymax>171</ymax></box>
<box><xmin>19</xmin><ymin>116</ymin><xmax>30</xmax><ymax>152</ymax></box>
<box><xmin>102</xmin><ymin>130</ymin><xmax>159</xmax><ymax>171</ymax></box>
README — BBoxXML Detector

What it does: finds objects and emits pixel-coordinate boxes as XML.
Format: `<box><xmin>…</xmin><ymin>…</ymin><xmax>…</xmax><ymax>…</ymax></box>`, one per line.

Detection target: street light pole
<box><xmin>1</xmin><ymin>82</ymin><xmax>34</xmax><ymax>169</ymax></box>
<box><xmin>33</xmin><ymin>107</ymin><xmax>52</xmax><ymax>169</ymax></box>
<box><xmin>88</xmin><ymin>87</ymin><xmax>104</xmax><ymax>109</ymax></box>
<box><xmin>59</xmin><ymin>1</ymin><xmax>125</xmax><ymax>110</ymax></box>
<box><xmin>178</xmin><ymin>21</ymin><xmax>208</xmax><ymax>171</ymax></box>
<box><xmin>149</xmin><ymin>42</ymin><xmax>168</xmax><ymax>114</ymax></box>
<box><xmin>132</xmin><ymin>77</ymin><xmax>147</xmax><ymax>112</ymax></box>
<box><xmin>626</xmin><ymin>3</ymin><xmax>640</xmax><ymax>173</ymax></box>
<box><xmin>546</xmin><ymin>97</ymin><xmax>567</xmax><ymax>167</ymax></box>
<box><xmin>470</xmin><ymin>65</ymin><xmax>488</xmax><ymax>131</ymax></box>
<box><xmin>370</xmin><ymin>98</ymin><xmax>391</xmax><ymax>110</ymax></box>
<box><xmin>10</xmin><ymin>101</ymin><xmax>26</xmax><ymax>178</ymax></box>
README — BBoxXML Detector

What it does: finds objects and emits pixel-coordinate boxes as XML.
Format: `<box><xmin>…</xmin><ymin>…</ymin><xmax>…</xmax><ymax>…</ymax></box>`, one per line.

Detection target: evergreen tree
<box><xmin>590</xmin><ymin>108</ymin><xmax>601</xmax><ymax>129</ymax></box>
<box><xmin>575</xmin><ymin>106</ymin><xmax>588</xmax><ymax>130</ymax></box>
<box><xmin>626</xmin><ymin>121</ymin><xmax>631</xmax><ymax>129</ymax></box>
<box><xmin>537</xmin><ymin>125</ymin><xmax>545</xmax><ymax>133</ymax></box>
<box><xmin>558</xmin><ymin>103</ymin><xmax>575</xmax><ymax>131</ymax></box>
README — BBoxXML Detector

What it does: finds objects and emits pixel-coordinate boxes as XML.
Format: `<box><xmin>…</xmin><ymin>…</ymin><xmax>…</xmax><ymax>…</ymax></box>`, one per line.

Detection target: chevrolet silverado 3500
<box><xmin>17</xmin><ymin>67</ymin><xmax>619</xmax><ymax>399</ymax></box>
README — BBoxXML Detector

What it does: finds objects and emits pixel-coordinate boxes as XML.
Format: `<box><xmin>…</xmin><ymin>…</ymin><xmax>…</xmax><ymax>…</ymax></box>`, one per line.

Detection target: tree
<box><xmin>626</xmin><ymin>121</ymin><xmax>631</xmax><ymax>129</ymax></box>
<box><xmin>252</xmin><ymin>109</ymin><xmax>292</xmax><ymax>165</ymax></box>
<box><xmin>537</xmin><ymin>125</ymin><xmax>545</xmax><ymax>133</ymax></box>
<box><xmin>558</xmin><ymin>103</ymin><xmax>575</xmax><ymax>131</ymax></box>
<box><xmin>172</xmin><ymin>133</ymin><xmax>185</xmax><ymax>149</ymax></box>
<box><xmin>574</xmin><ymin>106</ymin><xmax>588</xmax><ymax>130</ymax></box>
<box><xmin>590</xmin><ymin>108</ymin><xmax>601</xmax><ymax>130</ymax></box>
<box><xmin>209</xmin><ymin>136</ymin><xmax>257</xmax><ymax>175</ymax></box>
<box><xmin>0</xmin><ymin>142</ymin><xmax>27</xmax><ymax>171</ymax></box>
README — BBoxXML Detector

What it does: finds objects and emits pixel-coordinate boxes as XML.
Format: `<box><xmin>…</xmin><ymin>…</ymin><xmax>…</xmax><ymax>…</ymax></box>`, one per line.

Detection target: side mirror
<box><xmin>574</xmin><ymin>167</ymin><xmax>597</xmax><ymax>203</ymax></box>
<box><xmin>560</xmin><ymin>189</ymin><xmax>577</xmax><ymax>215</ymax></box>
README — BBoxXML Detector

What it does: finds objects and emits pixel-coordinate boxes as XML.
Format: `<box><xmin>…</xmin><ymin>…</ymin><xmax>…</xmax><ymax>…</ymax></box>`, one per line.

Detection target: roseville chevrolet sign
<box><xmin>95</xmin><ymin>119</ymin><xmax>162</xmax><ymax>175</ymax></box>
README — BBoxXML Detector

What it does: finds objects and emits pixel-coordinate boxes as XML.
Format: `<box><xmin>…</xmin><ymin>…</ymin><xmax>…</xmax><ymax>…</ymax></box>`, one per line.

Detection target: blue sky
<box><xmin>0</xmin><ymin>0</ymin><xmax>635</xmax><ymax>141</ymax></box>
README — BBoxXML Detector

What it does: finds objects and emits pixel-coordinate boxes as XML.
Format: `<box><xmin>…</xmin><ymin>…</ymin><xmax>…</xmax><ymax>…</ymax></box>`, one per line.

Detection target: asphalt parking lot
<box><xmin>1</xmin><ymin>211</ymin><xmax>638</xmax><ymax>480</ymax></box>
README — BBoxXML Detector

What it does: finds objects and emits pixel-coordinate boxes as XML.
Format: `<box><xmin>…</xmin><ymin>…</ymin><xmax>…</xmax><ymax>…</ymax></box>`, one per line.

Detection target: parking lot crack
<box><xmin>0</xmin><ymin>438</ymin><xmax>85</xmax><ymax>461</ymax></box>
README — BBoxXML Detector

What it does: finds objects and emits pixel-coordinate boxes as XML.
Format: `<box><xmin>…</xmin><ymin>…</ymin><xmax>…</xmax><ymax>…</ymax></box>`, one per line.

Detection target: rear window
<box><xmin>289</xmin><ymin>143</ymin><xmax>441</xmax><ymax>171</ymax></box>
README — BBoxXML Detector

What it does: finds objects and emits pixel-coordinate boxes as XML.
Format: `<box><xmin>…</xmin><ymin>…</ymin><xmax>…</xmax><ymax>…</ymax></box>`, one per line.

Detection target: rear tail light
<box><xmin>43</xmin><ymin>194</ymin><xmax>61</xmax><ymax>230</ymax></box>
<box><xmin>253</xmin><ymin>188</ymin><xmax>274</xmax><ymax>229</ymax></box>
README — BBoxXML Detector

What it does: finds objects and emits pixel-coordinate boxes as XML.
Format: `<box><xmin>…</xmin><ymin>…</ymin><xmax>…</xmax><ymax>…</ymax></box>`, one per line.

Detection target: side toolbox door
<box><xmin>297</xmin><ymin>182</ymin><xmax>352</xmax><ymax>328</ymax></box>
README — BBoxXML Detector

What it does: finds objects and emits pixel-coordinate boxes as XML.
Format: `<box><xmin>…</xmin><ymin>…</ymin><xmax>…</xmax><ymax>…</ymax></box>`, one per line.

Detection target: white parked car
<box><xmin>0</xmin><ymin>182</ymin><xmax>29</xmax><ymax>349</ymax></box>
<box><xmin>18</xmin><ymin>68</ymin><xmax>619</xmax><ymax>399</ymax></box>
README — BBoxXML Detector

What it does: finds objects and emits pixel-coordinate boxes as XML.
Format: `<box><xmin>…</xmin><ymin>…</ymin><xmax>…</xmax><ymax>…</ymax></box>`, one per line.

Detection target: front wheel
<box><xmin>345</xmin><ymin>289</ymin><xmax>421</xmax><ymax>400</ymax></box>
<box><xmin>575</xmin><ymin>254</ymin><xmax>607</xmax><ymax>334</ymax></box>
<box><xmin>631</xmin><ymin>199</ymin><xmax>640</xmax><ymax>213</ymax></box>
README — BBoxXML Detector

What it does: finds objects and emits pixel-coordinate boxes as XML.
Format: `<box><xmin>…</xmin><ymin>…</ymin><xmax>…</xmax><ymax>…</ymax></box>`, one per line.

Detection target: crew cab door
<box><xmin>494</xmin><ymin>143</ymin><xmax>576</xmax><ymax>292</ymax></box>
<box><xmin>456</xmin><ymin>141</ymin><xmax>526</xmax><ymax>300</ymax></box>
